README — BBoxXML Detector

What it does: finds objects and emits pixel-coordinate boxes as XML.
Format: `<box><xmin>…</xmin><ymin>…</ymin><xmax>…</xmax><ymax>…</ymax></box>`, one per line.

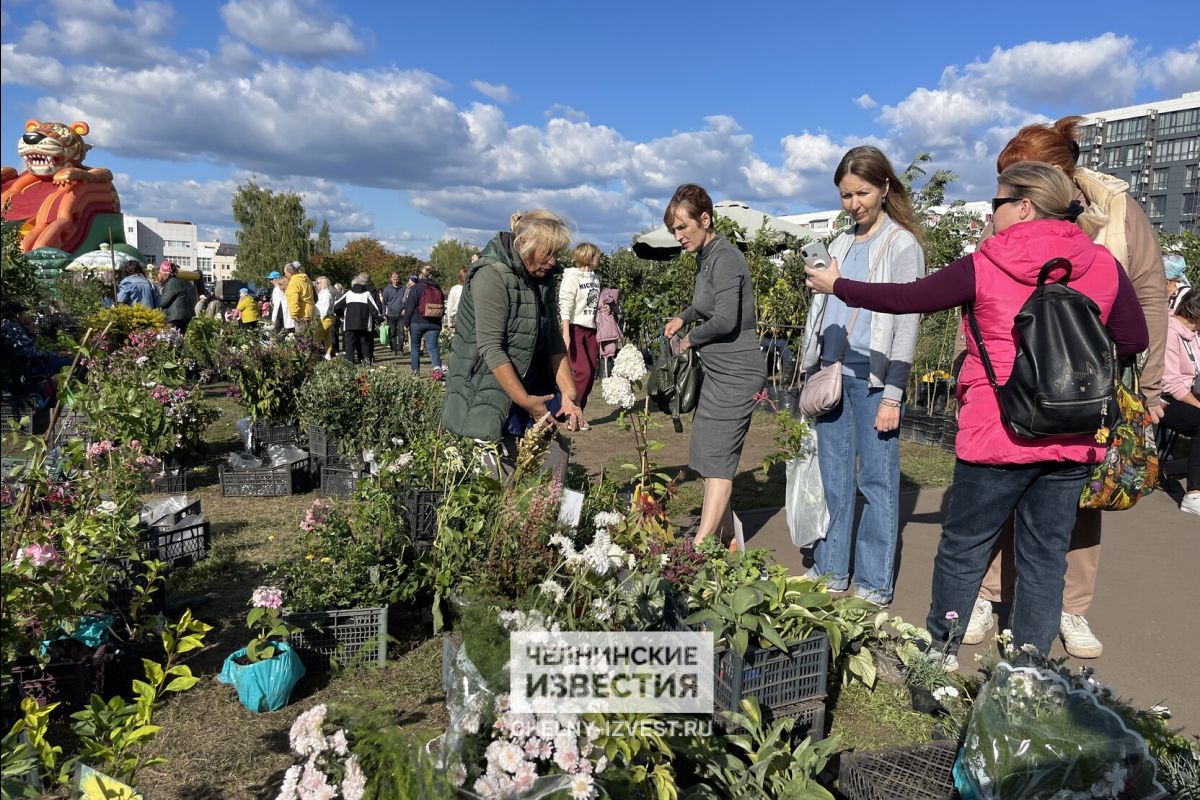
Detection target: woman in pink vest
<box><xmin>805</xmin><ymin>162</ymin><xmax>1148</xmax><ymax>658</ymax></box>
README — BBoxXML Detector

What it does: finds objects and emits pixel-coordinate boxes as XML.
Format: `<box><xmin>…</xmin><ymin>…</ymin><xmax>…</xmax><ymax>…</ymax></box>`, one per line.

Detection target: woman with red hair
<box><xmin>961</xmin><ymin>116</ymin><xmax>1169</xmax><ymax>660</ymax></box>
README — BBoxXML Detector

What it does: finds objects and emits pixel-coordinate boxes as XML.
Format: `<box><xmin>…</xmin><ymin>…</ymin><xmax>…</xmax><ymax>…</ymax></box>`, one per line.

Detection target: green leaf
<box><xmin>164</xmin><ymin>676</ymin><xmax>199</xmax><ymax>692</ymax></box>
<box><xmin>125</xmin><ymin>724</ymin><xmax>161</xmax><ymax>742</ymax></box>
<box><xmin>732</xmin><ymin>627</ymin><xmax>749</xmax><ymax>656</ymax></box>
<box><xmin>755</xmin><ymin>620</ymin><xmax>790</xmax><ymax>654</ymax></box>
<box><xmin>731</xmin><ymin>586</ymin><xmax>758</xmax><ymax>616</ymax></box>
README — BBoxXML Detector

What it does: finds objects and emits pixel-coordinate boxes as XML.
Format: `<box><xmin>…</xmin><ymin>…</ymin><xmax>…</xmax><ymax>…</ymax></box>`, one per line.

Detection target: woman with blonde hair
<box><xmin>806</xmin><ymin>161</ymin><xmax>1148</xmax><ymax>658</ymax></box>
<box><xmin>798</xmin><ymin>146</ymin><xmax>925</xmax><ymax>607</ymax></box>
<box><xmin>313</xmin><ymin>276</ymin><xmax>335</xmax><ymax>359</ymax></box>
<box><xmin>663</xmin><ymin>184</ymin><xmax>766</xmax><ymax>546</ymax></box>
<box><xmin>559</xmin><ymin>241</ymin><xmax>603</xmax><ymax>427</ymax></box>
<box><xmin>443</xmin><ymin>210</ymin><xmax>583</xmax><ymax>479</ymax></box>
<box><xmin>961</xmin><ymin>115</ymin><xmax>1170</xmax><ymax>659</ymax></box>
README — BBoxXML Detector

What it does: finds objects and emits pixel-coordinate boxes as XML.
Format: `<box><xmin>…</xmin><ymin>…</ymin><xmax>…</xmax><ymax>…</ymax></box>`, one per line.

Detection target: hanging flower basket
<box><xmin>217</xmin><ymin>642</ymin><xmax>306</xmax><ymax>713</ymax></box>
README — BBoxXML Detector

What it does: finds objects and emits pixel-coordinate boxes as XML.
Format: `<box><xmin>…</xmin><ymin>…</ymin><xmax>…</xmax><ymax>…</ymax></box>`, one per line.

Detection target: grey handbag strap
<box><xmin>810</xmin><ymin>227</ymin><xmax>900</xmax><ymax>364</ymax></box>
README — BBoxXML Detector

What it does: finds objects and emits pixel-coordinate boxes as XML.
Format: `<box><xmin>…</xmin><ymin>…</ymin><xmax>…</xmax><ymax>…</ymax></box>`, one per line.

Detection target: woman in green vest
<box><xmin>442</xmin><ymin>209</ymin><xmax>584</xmax><ymax>478</ymax></box>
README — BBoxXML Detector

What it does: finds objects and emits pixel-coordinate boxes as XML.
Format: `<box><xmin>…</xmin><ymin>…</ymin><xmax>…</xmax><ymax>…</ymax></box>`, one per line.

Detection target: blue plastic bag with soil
<box><xmin>217</xmin><ymin>642</ymin><xmax>306</xmax><ymax>713</ymax></box>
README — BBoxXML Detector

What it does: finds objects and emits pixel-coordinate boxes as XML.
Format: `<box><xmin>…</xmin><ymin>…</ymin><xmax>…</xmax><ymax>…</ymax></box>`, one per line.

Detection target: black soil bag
<box><xmin>966</xmin><ymin>257</ymin><xmax>1118</xmax><ymax>440</ymax></box>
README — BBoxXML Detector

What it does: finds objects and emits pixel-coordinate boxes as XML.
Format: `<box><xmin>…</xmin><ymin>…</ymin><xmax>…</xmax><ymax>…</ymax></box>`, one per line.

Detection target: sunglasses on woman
<box><xmin>991</xmin><ymin>196</ymin><xmax>1022</xmax><ymax>213</ymax></box>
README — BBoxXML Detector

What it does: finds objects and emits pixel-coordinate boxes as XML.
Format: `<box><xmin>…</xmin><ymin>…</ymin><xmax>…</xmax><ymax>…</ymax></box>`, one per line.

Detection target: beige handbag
<box><xmin>798</xmin><ymin>229</ymin><xmax>897</xmax><ymax>418</ymax></box>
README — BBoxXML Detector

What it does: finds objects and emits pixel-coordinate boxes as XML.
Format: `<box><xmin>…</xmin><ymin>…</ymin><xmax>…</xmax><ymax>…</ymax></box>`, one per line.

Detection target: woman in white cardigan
<box><xmin>559</xmin><ymin>242</ymin><xmax>602</xmax><ymax>429</ymax></box>
<box><xmin>799</xmin><ymin>146</ymin><xmax>925</xmax><ymax>607</ymax></box>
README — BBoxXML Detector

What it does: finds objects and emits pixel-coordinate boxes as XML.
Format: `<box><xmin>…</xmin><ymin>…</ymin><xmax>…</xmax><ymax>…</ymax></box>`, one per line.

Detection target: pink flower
<box><xmin>945</xmin><ymin>611</ymin><xmax>959</xmax><ymax>621</ymax></box>
<box><xmin>252</xmin><ymin>586</ymin><xmax>284</xmax><ymax>609</ymax></box>
<box><xmin>85</xmin><ymin>440</ymin><xmax>113</xmax><ymax>459</ymax></box>
<box><xmin>129</xmin><ymin>439</ymin><xmax>141</xmax><ymax>450</ymax></box>
<box><xmin>16</xmin><ymin>543</ymin><xmax>59</xmax><ymax>567</ymax></box>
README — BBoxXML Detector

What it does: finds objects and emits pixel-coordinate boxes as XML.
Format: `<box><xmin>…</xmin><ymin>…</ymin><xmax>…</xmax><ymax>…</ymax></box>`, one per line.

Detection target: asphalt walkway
<box><xmin>739</xmin><ymin>485</ymin><xmax>1200</xmax><ymax>734</ymax></box>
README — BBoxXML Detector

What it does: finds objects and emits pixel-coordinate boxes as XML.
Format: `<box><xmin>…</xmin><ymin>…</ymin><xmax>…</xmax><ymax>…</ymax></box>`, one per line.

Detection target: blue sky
<box><xmin>2</xmin><ymin>0</ymin><xmax>1197</xmax><ymax>255</ymax></box>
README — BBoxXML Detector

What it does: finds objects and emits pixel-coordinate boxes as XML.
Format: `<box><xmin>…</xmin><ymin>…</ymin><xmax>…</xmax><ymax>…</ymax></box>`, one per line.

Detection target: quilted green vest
<box><xmin>442</xmin><ymin>233</ymin><xmax>556</xmax><ymax>441</ymax></box>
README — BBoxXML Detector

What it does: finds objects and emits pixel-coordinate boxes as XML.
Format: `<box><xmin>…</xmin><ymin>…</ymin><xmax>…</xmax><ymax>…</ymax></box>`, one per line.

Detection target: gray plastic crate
<box><xmin>252</xmin><ymin>421</ymin><xmax>300</xmax><ymax>452</ymax></box>
<box><xmin>712</xmin><ymin>631</ymin><xmax>830</xmax><ymax>720</ymax></box>
<box><xmin>838</xmin><ymin>741</ymin><xmax>959</xmax><ymax>800</ymax></box>
<box><xmin>150</xmin><ymin>472</ymin><xmax>188</xmax><ymax>494</ymax></box>
<box><xmin>141</xmin><ymin>495</ymin><xmax>202</xmax><ymax>530</ymax></box>
<box><xmin>307</xmin><ymin>424</ymin><xmax>341</xmax><ymax>461</ymax></box>
<box><xmin>285</xmin><ymin>605</ymin><xmax>388</xmax><ymax>672</ymax></box>
<box><xmin>1</xmin><ymin>394</ymin><xmax>50</xmax><ymax>435</ymax></box>
<box><xmin>715</xmin><ymin>696</ymin><xmax>827</xmax><ymax>741</ymax></box>
<box><xmin>219</xmin><ymin>456</ymin><xmax>309</xmax><ymax>497</ymax></box>
<box><xmin>319</xmin><ymin>464</ymin><xmax>362</xmax><ymax>499</ymax></box>
<box><xmin>401</xmin><ymin>489</ymin><xmax>443</xmax><ymax>546</ymax></box>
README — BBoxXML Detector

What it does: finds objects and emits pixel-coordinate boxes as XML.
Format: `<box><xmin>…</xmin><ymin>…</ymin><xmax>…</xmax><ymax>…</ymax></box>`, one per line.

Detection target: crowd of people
<box><xmin>6</xmin><ymin>113</ymin><xmax>1195</xmax><ymax>670</ymax></box>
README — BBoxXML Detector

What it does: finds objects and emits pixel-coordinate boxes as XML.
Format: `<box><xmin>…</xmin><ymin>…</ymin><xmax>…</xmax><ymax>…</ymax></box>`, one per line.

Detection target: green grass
<box><xmin>826</xmin><ymin>681</ymin><xmax>937</xmax><ymax>752</ymax></box>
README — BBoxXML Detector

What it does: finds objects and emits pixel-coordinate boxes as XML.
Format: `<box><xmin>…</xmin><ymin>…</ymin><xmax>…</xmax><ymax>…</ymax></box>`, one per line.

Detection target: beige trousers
<box><xmin>978</xmin><ymin>508</ymin><xmax>1102</xmax><ymax>615</ymax></box>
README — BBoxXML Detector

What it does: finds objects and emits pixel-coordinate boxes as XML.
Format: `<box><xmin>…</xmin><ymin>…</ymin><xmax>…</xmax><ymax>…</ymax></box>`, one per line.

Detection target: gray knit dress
<box><xmin>677</xmin><ymin>235</ymin><xmax>767</xmax><ymax>479</ymax></box>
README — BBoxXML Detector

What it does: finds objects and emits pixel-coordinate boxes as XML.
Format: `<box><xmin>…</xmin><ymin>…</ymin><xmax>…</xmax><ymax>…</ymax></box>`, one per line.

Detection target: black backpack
<box><xmin>966</xmin><ymin>257</ymin><xmax>1118</xmax><ymax>440</ymax></box>
<box><xmin>646</xmin><ymin>335</ymin><xmax>702</xmax><ymax>433</ymax></box>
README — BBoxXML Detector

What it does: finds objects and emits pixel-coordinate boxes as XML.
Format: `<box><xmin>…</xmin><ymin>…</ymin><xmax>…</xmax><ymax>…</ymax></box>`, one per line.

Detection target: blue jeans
<box><xmin>410</xmin><ymin>321</ymin><xmax>443</xmax><ymax>373</ymax></box>
<box><xmin>812</xmin><ymin>373</ymin><xmax>900</xmax><ymax>604</ymax></box>
<box><xmin>929</xmin><ymin>459</ymin><xmax>1088</xmax><ymax>656</ymax></box>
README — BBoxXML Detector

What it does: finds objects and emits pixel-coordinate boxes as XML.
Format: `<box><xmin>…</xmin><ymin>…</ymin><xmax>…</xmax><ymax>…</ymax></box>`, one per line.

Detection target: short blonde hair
<box><xmin>510</xmin><ymin>209</ymin><xmax>571</xmax><ymax>262</ymax></box>
<box><xmin>572</xmin><ymin>242</ymin><xmax>600</xmax><ymax>269</ymax></box>
<box><xmin>997</xmin><ymin>161</ymin><xmax>1077</xmax><ymax>222</ymax></box>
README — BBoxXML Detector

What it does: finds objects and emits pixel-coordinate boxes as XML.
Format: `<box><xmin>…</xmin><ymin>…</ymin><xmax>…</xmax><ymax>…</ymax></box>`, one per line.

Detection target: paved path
<box><xmin>738</xmin><ymin>487</ymin><xmax>1200</xmax><ymax>734</ymax></box>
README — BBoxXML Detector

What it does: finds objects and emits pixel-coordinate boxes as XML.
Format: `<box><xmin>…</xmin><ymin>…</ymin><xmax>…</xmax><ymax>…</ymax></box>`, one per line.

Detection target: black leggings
<box><xmin>345</xmin><ymin>329</ymin><xmax>372</xmax><ymax>364</ymax></box>
<box><xmin>1161</xmin><ymin>399</ymin><xmax>1200</xmax><ymax>491</ymax></box>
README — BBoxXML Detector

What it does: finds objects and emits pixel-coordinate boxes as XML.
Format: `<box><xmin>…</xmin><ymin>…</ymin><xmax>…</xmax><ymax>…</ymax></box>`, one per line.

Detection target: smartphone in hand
<box><xmin>800</xmin><ymin>241</ymin><xmax>832</xmax><ymax>269</ymax></box>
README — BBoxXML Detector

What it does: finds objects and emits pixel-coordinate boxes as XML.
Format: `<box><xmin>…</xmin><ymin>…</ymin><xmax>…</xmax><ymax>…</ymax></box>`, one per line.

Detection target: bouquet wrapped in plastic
<box><xmin>955</xmin><ymin>662</ymin><xmax>1167</xmax><ymax>799</ymax></box>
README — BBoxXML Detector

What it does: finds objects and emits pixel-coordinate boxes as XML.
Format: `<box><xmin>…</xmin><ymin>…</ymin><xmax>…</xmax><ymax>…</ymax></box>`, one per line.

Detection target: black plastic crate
<box><xmin>138</xmin><ymin>515</ymin><xmax>209</xmax><ymax>570</ymax></box>
<box><xmin>150</xmin><ymin>472</ymin><xmax>188</xmax><ymax>494</ymax></box>
<box><xmin>219</xmin><ymin>456</ymin><xmax>309</xmax><ymax>497</ymax></box>
<box><xmin>50</xmin><ymin>408</ymin><xmax>91</xmax><ymax>443</ymax></box>
<box><xmin>11</xmin><ymin>644</ymin><xmax>115</xmax><ymax>720</ymax></box>
<box><xmin>838</xmin><ymin>741</ymin><xmax>959</xmax><ymax>800</ymax></box>
<box><xmin>712</xmin><ymin>632</ymin><xmax>830</xmax><ymax>721</ymax></box>
<box><xmin>1</xmin><ymin>394</ymin><xmax>51</xmax><ymax>435</ymax></box>
<box><xmin>285</xmin><ymin>605</ymin><xmax>388</xmax><ymax>672</ymax></box>
<box><xmin>401</xmin><ymin>489</ymin><xmax>443</xmax><ymax>545</ymax></box>
<box><xmin>307</xmin><ymin>424</ymin><xmax>342</xmax><ymax>461</ymax></box>
<box><xmin>101</xmin><ymin>561</ymin><xmax>167</xmax><ymax>622</ymax></box>
<box><xmin>141</xmin><ymin>495</ymin><xmax>202</xmax><ymax>530</ymax></box>
<box><xmin>939</xmin><ymin>417</ymin><xmax>958</xmax><ymax>455</ymax></box>
<box><xmin>252</xmin><ymin>421</ymin><xmax>300</xmax><ymax>452</ymax></box>
<box><xmin>320</xmin><ymin>464</ymin><xmax>362</xmax><ymax>499</ymax></box>
<box><xmin>901</xmin><ymin>411</ymin><xmax>945</xmax><ymax>447</ymax></box>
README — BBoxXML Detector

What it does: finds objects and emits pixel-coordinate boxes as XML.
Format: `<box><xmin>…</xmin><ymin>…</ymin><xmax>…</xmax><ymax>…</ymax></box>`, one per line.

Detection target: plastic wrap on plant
<box><xmin>217</xmin><ymin>642</ymin><xmax>306</xmax><ymax>713</ymax></box>
<box><xmin>953</xmin><ymin>663</ymin><xmax>1167</xmax><ymax>799</ymax></box>
<box><xmin>236</xmin><ymin>417</ymin><xmax>253</xmax><ymax>451</ymax></box>
<box><xmin>40</xmin><ymin>614</ymin><xmax>114</xmax><ymax>655</ymax></box>
<box><xmin>785</xmin><ymin>445</ymin><xmax>828</xmax><ymax>549</ymax></box>
<box><xmin>226</xmin><ymin>451</ymin><xmax>263</xmax><ymax>471</ymax></box>
<box><xmin>439</xmin><ymin>638</ymin><xmax>572</xmax><ymax>799</ymax></box>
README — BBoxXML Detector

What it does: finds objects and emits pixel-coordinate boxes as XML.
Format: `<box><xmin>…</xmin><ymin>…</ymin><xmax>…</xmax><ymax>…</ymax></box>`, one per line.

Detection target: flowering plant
<box><xmin>276</xmin><ymin>704</ymin><xmax>367</xmax><ymax>800</ymax></box>
<box><xmin>244</xmin><ymin>586</ymin><xmax>300</xmax><ymax>663</ymax></box>
<box><xmin>226</xmin><ymin>333</ymin><xmax>321</xmax><ymax>423</ymax></box>
<box><xmin>899</xmin><ymin>611</ymin><xmax>961</xmax><ymax>691</ymax></box>
<box><xmin>954</xmin><ymin>662</ymin><xmax>1167</xmax><ymax>799</ymax></box>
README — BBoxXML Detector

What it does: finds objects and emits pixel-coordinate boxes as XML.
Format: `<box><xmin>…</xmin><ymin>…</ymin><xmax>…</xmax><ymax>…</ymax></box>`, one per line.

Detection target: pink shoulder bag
<box><xmin>798</xmin><ymin>230</ymin><xmax>897</xmax><ymax>418</ymax></box>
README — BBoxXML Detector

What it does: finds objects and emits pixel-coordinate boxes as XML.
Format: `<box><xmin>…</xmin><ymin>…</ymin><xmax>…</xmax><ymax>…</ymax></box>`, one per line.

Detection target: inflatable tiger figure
<box><xmin>1</xmin><ymin>119</ymin><xmax>121</xmax><ymax>253</ymax></box>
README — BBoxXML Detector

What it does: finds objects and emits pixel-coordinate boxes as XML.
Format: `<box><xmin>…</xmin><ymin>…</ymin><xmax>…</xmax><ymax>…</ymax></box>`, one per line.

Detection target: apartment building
<box><xmin>1077</xmin><ymin>91</ymin><xmax>1200</xmax><ymax>233</ymax></box>
<box><xmin>121</xmin><ymin>215</ymin><xmax>238</xmax><ymax>282</ymax></box>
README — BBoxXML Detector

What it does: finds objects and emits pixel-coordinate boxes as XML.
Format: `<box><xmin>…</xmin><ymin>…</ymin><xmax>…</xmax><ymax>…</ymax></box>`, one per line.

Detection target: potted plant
<box><xmin>218</xmin><ymin>586</ymin><xmax>305</xmax><ymax>713</ymax></box>
<box><xmin>224</xmin><ymin>333</ymin><xmax>319</xmax><ymax>440</ymax></box>
<box><xmin>275</xmin><ymin>497</ymin><xmax>416</xmax><ymax>672</ymax></box>
<box><xmin>898</xmin><ymin>611</ymin><xmax>961</xmax><ymax>714</ymax></box>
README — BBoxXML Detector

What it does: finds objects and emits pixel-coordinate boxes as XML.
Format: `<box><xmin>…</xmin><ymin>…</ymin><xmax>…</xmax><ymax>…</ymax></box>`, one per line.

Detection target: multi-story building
<box><xmin>122</xmin><ymin>215</ymin><xmax>238</xmax><ymax>281</ymax></box>
<box><xmin>1077</xmin><ymin>91</ymin><xmax>1200</xmax><ymax>233</ymax></box>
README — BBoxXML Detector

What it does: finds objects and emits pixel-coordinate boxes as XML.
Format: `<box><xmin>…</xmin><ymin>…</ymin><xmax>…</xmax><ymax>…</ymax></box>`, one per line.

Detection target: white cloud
<box><xmin>470</xmin><ymin>80</ymin><xmax>516</xmax><ymax>104</ymax></box>
<box><xmin>545</xmin><ymin>104</ymin><xmax>589</xmax><ymax>122</ymax></box>
<box><xmin>1144</xmin><ymin>40</ymin><xmax>1200</xmax><ymax>98</ymax></box>
<box><xmin>16</xmin><ymin>0</ymin><xmax>179</xmax><ymax>69</ymax></box>
<box><xmin>854</xmin><ymin>94</ymin><xmax>877</xmax><ymax>110</ymax></box>
<box><xmin>219</xmin><ymin>0</ymin><xmax>367</xmax><ymax>58</ymax></box>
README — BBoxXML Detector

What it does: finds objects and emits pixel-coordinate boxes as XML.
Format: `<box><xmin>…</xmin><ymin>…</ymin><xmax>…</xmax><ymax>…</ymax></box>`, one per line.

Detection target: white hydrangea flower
<box><xmin>539</xmin><ymin>579</ymin><xmax>566</xmax><ymax>604</ymax></box>
<box><xmin>600</xmin><ymin>376</ymin><xmax>636</xmax><ymax>409</ymax></box>
<box><xmin>612</xmin><ymin>344</ymin><xmax>647</xmax><ymax>383</ymax></box>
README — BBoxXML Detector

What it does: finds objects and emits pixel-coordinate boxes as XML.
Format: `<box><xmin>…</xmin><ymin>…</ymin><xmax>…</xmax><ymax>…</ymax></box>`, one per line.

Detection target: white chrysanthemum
<box><xmin>612</xmin><ymin>344</ymin><xmax>647</xmax><ymax>383</ymax></box>
<box><xmin>593</xmin><ymin>511</ymin><xmax>623</xmax><ymax>530</ymax></box>
<box><xmin>497</xmin><ymin>741</ymin><xmax>525</xmax><ymax>774</ymax></box>
<box><xmin>591</xmin><ymin>598</ymin><xmax>614</xmax><ymax>623</ymax></box>
<box><xmin>539</xmin><ymin>579</ymin><xmax>566</xmax><ymax>604</ymax></box>
<box><xmin>568</xmin><ymin>772</ymin><xmax>596</xmax><ymax>799</ymax></box>
<box><xmin>600</xmin><ymin>376</ymin><xmax>636</xmax><ymax>409</ymax></box>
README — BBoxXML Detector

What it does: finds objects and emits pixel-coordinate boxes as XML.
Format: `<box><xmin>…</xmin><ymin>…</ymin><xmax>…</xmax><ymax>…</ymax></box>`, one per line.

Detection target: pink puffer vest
<box><xmin>956</xmin><ymin>220</ymin><xmax>1120</xmax><ymax>466</ymax></box>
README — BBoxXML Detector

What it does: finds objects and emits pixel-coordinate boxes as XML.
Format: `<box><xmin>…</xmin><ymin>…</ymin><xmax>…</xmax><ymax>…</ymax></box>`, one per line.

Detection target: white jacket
<box><xmin>272</xmin><ymin>286</ymin><xmax>294</xmax><ymax>329</ymax></box>
<box><xmin>558</xmin><ymin>267</ymin><xmax>601</xmax><ymax>329</ymax></box>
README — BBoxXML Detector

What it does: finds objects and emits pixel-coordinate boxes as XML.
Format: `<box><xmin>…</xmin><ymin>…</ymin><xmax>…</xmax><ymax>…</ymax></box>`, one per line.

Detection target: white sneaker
<box><xmin>1181</xmin><ymin>492</ymin><xmax>1200</xmax><ymax>516</ymax></box>
<box><xmin>962</xmin><ymin>597</ymin><xmax>994</xmax><ymax>645</ymax></box>
<box><xmin>921</xmin><ymin>650</ymin><xmax>959</xmax><ymax>672</ymax></box>
<box><xmin>1060</xmin><ymin>613</ymin><xmax>1103</xmax><ymax>658</ymax></box>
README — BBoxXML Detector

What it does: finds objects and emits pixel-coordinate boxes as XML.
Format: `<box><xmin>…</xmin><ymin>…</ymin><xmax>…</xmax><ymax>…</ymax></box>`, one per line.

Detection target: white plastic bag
<box><xmin>235</xmin><ymin>417</ymin><xmax>253</xmax><ymax>451</ymax></box>
<box><xmin>785</xmin><ymin>443</ymin><xmax>828</xmax><ymax>550</ymax></box>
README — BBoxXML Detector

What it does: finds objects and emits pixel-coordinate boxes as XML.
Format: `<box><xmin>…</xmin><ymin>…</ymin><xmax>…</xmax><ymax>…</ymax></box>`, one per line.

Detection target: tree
<box><xmin>1</xmin><ymin>220</ymin><xmax>39</xmax><ymax>308</ymax></box>
<box><xmin>314</xmin><ymin>220</ymin><xmax>332</xmax><ymax>257</ymax></box>
<box><xmin>231</xmin><ymin>181</ymin><xmax>315</xmax><ymax>285</ymax></box>
<box><xmin>428</xmin><ymin>238</ymin><xmax>477</xmax><ymax>287</ymax></box>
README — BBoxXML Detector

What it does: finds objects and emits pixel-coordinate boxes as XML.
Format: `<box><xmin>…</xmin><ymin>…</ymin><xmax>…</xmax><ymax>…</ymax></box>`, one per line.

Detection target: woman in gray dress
<box><xmin>663</xmin><ymin>184</ymin><xmax>766</xmax><ymax>546</ymax></box>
